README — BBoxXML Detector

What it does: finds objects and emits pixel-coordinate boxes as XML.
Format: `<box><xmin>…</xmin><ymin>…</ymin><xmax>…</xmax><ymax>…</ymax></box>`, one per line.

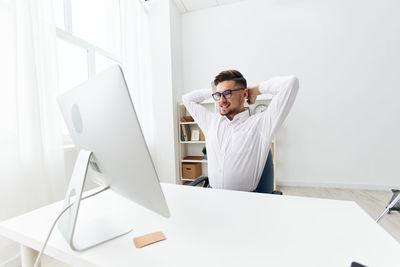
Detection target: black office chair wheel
<box><xmin>272</xmin><ymin>190</ymin><xmax>283</xmax><ymax>195</ymax></box>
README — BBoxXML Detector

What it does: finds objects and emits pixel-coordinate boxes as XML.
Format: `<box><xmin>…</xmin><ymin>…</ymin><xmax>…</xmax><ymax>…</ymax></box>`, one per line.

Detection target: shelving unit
<box><xmin>177</xmin><ymin>99</ymin><xmax>215</xmax><ymax>183</ymax></box>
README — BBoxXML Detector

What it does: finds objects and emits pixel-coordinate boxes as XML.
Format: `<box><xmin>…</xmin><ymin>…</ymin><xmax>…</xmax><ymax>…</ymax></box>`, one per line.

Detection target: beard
<box><xmin>219</xmin><ymin>96</ymin><xmax>243</xmax><ymax>117</ymax></box>
<box><xmin>221</xmin><ymin>109</ymin><xmax>234</xmax><ymax>116</ymax></box>
<box><xmin>220</xmin><ymin>104</ymin><xmax>243</xmax><ymax>117</ymax></box>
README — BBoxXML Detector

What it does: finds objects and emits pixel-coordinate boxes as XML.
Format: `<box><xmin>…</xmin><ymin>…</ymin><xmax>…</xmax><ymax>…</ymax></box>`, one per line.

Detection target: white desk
<box><xmin>0</xmin><ymin>183</ymin><xmax>399</xmax><ymax>267</ymax></box>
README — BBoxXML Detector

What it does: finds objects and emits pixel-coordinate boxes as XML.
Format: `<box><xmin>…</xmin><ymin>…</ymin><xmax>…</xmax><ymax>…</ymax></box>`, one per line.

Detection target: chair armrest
<box><xmin>188</xmin><ymin>177</ymin><xmax>209</xmax><ymax>187</ymax></box>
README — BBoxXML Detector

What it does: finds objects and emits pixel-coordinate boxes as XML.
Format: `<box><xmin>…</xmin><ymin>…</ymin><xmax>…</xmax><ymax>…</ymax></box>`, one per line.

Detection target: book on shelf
<box><xmin>181</xmin><ymin>124</ymin><xmax>190</xmax><ymax>141</ymax></box>
<box><xmin>200</xmin><ymin>129</ymin><xmax>205</xmax><ymax>141</ymax></box>
<box><xmin>180</xmin><ymin>126</ymin><xmax>185</xmax><ymax>141</ymax></box>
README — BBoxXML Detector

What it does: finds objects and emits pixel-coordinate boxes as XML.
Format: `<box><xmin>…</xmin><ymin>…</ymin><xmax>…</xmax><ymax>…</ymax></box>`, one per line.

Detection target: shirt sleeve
<box><xmin>182</xmin><ymin>89</ymin><xmax>215</xmax><ymax>135</ymax></box>
<box><xmin>258</xmin><ymin>76</ymin><xmax>299</xmax><ymax>138</ymax></box>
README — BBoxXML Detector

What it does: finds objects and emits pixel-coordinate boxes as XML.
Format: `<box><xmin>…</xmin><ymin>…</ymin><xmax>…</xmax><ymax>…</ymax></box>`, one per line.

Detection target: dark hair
<box><xmin>214</xmin><ymin>70</ymin><xmax>247</xmax><ymax>88</ymax></box>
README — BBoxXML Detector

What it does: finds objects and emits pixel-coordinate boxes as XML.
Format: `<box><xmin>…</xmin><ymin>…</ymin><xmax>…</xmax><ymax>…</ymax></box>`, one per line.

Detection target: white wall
<box><xmin>170</xmin><ymin>0</ymin><xmax>184</xmax><ymax>183</ymax></box>
<box><xmin>141</xmin><ymin>0</ymin><xmax>178</xmax><ymax>183</ymax></box>
<box><xmin>181</xmin><ymin>0</ymin><xmax>400</xmax><ymax>189</ymax></box>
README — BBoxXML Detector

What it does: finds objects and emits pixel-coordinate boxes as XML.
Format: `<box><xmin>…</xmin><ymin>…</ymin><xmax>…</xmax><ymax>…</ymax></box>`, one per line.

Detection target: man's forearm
<box><xmin>247</xmin><ymin>76</ymin><xmax>298</xmax><ymax>105</ymax></box>
<box><xmin>182</xmin><ymin>89</ymin><xmax>212</xmax><ymax>104</ymax></box>
<box><xmin>259</xmin><ymin>76</ymin><xmax>299</xmax><ymax>96</ymax></box>
<box><xmin>181</xmin><ymin>89</ymin><xmax>214</xmax><ymax>134</ymax></box>
<box><xmin>258</xmin><ymin>75</ymin><xmax>299</xmax><ymax>137</ymax></box>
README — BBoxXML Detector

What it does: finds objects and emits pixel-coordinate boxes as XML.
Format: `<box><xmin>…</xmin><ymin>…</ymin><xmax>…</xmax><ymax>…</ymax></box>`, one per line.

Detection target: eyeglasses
<box><xmin>212</xmin><ymin>88</ymin><xmax>245</xmax><ymax>101</ymax></box>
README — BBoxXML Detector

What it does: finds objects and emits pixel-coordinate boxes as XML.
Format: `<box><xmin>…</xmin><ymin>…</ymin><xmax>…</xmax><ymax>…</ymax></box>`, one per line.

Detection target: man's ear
<box><xmin>243</xmin><ymin>88</ymin><xmax>249</xmax><ymax>99</ymax></box>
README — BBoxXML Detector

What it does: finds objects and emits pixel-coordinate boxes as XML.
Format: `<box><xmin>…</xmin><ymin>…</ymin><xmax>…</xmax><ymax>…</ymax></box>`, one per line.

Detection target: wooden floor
<box><xmin>279</xmin><ymin>186</ymin><xmax>400</xmax><ymax>242</ymax></box>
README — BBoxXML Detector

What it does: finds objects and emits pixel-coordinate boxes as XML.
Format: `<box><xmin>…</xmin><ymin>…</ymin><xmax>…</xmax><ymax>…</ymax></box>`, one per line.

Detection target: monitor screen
<box><xmin>58</xmin><ymin>65</ymin><xmax>170</xmax><ymax>218</ymax></box>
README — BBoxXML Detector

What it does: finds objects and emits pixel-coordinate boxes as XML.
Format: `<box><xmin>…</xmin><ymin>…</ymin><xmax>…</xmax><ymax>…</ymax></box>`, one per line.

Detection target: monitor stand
<box><xmin>58</xmin><ymin>150</ymin><xmax>132</xmax><ymax>251</ymax></box>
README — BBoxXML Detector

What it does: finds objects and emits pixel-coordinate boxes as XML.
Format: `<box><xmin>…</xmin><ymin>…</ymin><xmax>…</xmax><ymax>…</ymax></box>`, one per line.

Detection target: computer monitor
<box><xmin>57</xmin><ymin>65</ymin><xmax>170</xmax><ymax>251</ymax></box>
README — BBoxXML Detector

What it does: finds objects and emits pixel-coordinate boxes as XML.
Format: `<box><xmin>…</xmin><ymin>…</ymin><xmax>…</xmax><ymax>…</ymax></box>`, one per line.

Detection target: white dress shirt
<box><xmin>182</xmin><ymin>76</ymin><xmax>299</xmax><ymax>191</ymax></box>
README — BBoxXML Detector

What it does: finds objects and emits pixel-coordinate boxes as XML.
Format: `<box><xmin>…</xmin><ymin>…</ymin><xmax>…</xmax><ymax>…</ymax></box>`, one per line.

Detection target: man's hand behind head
<box><xmin>247</xmin><ymin>86</ymin><xmax>261</xmax><ymax>105</ymax></box>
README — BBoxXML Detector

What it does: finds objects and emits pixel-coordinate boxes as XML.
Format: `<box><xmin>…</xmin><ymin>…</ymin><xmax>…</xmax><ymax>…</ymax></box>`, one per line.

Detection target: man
<box><xmin>182</xmin><ymin>70</ymin><xmax>299</xmax><ymax>192</ymax></box>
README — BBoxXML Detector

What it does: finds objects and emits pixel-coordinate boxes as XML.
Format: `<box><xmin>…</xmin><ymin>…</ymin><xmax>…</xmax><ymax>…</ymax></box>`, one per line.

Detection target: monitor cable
<box><xmin>33</xmin><ymin>185</ymin><xmax>110</xmax><ymax>267</ymax></box>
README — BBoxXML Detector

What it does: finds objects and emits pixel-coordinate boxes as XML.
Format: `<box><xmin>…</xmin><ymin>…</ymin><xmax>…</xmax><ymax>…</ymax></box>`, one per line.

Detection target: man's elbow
<box><xmin>182</xmin><ymin>93</ymin><xmax>188</xmax><ymax>105</ymax></box>
<box><xmin>288</xmin><ymin>76</ymin><xmax>299</xmax><ymax>91</ymax></box>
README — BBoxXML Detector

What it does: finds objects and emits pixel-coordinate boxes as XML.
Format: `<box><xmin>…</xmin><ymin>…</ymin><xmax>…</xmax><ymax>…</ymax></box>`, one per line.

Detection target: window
<box><xmin>55</xmin><ymin>0</ymin><xmax>122</xmax><ymax>141</ymax></box>
<box><xmin>56</xmin><ymin>38</ymin><xmax>88</xmax><ymax>93</ymax></box>
<box><xmin>0</xmin><ymin>0</ymin><xmax>16</xmax><ymax>141</ymax></box>
<box><xmin>55</xmin><ymin>0</ymin><xmax>122</xmax><ymax>93</ymax></box>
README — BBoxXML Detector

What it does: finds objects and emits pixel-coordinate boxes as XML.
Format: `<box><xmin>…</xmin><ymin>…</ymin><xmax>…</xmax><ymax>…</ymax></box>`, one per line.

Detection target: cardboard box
<box><xmin>182</xmin><ymin>163</ymin><xmax>201</xmax><ymax>179</ymax></box>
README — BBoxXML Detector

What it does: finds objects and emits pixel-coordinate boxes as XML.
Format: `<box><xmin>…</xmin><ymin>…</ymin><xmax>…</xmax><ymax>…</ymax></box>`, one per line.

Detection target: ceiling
<box><xmin>172</xmin><ymin>0</ymin><xmax>248</xmax><ymax>13</ymax></box>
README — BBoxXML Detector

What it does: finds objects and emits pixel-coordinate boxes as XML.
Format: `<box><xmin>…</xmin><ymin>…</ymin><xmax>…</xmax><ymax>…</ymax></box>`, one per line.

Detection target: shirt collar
<box><xmin>223</xmin><ymin>109</ymin><xmax>250</xmax><ymax>123</ymax></box>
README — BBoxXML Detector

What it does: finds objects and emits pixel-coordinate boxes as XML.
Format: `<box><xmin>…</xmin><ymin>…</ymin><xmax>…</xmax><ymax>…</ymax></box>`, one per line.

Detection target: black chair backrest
<box><xmin>254</xmin><ymin>150</ymin><xmax>274</xmax><ymax>194</ymax></box>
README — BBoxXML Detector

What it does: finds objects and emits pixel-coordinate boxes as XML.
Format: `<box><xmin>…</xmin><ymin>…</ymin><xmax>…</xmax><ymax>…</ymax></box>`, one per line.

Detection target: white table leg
<box><xmin>20</xmin><ymin>244</ymin><xmax>41</xmax><ymax>267</ymax></box>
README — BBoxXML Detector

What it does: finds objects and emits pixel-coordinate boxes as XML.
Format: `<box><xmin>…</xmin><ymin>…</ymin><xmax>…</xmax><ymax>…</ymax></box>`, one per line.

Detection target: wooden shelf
<box><xmin>182</xmin><ymin>160</ymin><xmax>208</xmax><ymax>163</ymax></box>
<box><xmin>180</xmin><ymin>122</ymin><xmax>197</xmax><ymax>125</ymax></box>
<box><xmin>180</xmin><ymin>141</ymin><xmax>205</xmax><ymax>144</ymax></box>
<box><xmin>182</xmin><ymin>156</ymin><xmax>207</xmax><ymax>163</ymax></box>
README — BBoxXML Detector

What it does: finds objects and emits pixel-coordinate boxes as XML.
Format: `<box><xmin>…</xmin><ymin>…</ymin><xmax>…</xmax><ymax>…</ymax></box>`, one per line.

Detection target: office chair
<box><xmin>188</xmin><ymin>150</ymin><xmax>282</xmax><ymax>195</ymax></box>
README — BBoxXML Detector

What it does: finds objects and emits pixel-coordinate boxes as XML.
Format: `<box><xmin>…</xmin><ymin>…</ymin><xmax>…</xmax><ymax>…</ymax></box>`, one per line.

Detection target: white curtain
<box><xmin>0</xmin><ymin>0</ymin><xmax>66</xmax><ymax>263</ymax></box>
<box><xmin>120</xmin><ymin>0</ymin><xmax>157</xmax><ymax>161</ymax></box>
